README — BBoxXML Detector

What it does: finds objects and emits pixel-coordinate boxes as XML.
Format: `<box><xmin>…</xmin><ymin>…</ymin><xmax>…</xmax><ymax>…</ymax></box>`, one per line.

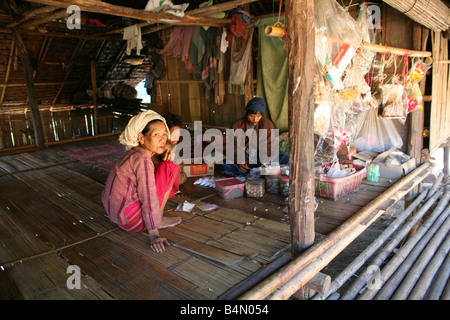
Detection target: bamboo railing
<box><xmin>238</xmin><ymin>161</ymin><xmax>435</xmax><ymax>300</ymax></box>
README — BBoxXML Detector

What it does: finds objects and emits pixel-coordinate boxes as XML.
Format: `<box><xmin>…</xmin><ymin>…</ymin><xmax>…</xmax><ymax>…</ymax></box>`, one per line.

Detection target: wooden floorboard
<box><xmin>0</xmin><ymin>137</ymin><xmax>403</xmax><ymax>300</ymax></box>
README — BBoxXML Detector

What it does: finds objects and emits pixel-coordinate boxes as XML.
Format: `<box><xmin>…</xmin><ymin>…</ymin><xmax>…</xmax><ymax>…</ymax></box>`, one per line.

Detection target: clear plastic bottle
<box><xmin>367</xmin><ymin>163</ymin><xmax>380</xmax><ymax>182</ymax></box>
<box><xmin>265</xmin><ymin>170</ymin><xmax>281</xmax><ymax>194</ymax></box>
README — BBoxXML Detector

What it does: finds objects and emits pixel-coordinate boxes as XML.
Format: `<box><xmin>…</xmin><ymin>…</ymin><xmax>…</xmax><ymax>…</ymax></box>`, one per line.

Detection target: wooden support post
<box><xmin>90</xmin><ymin>60</ymin><xmax>98</xmax><ymax>136</ymax></box>
<box><xmin>11</xmin><ymin>28</ymin><xmax>45</xmax><ymax>149</ymax></box>
<box><xmin>286</xmin><ymin>0</ymin><xmax>315</xmax><ymax>254</ymax></box>
<box><xmin>286</xmin><ymin>0</ymin><xmax>315</xmax><ymax>300</ymax></box>
<box><xmin>407</xmin><ymin>26</ymin><xmax>429</xmax><ymax>197</ymax></box>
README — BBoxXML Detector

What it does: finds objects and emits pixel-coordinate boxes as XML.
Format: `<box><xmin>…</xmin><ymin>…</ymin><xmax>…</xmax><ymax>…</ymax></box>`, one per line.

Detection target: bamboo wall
<box><xmin>153</xmin><ymin>28</ymin><xmax>247</xmax><ymax>129</ymax></box>
<box><xmin>430</xmin><ymin>31</ymin><xmax>450</xmax><ymax>154</ymax></box>
<box><xmin>380</xmin><ymin>5</ymin><xmax>415</xmax><ymax>153</ymax></box>
<box><xmin>0</xmin><ymin>106</ymin><xmax>121</xmax><ymax>149</ymax></box>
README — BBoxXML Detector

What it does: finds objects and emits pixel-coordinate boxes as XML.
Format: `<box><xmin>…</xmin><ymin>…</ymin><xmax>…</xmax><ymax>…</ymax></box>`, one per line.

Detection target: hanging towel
<box><xmin>123</xmin><ymin>24</ymin><xmax>143</xmax><ymax>56</ymax></box>
<box><xmin>228</xmin><ymin>28</ymin><xmax>254</xmax><ymax>94</ymax></box>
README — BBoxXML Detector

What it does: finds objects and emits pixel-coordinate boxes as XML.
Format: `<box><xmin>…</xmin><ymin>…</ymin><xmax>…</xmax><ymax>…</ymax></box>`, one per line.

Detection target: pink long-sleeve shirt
<box><xmin>102</xmin><ymin>147</ymin><xmax>161</xmax><ymax>231</ymax></box>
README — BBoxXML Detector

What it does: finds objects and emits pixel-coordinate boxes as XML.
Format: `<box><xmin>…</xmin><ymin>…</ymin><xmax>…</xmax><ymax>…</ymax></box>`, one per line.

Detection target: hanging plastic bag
<box><xmin>326</xmin><ymin>161</ymin><xmax>356</xmax><ymax>178</ymax></box>
<box><xmin>352</xmin><ymin>107</ymin><xmax>403</xmax><ymax>153</ymax></box>
<box><xmin>405</xmin><ymin>82</ymin><xmax>424</xmax><ymax>113</ymax></box>
<box><xmin>314</xmin><ymin>0</ymin><xmax>363</xmax><ymax>89</ymax></box>
<box><xmin>406</xmin><ymin>60</ymin><xmax>431</xmax><ymax>85</ymax></box>
<box><xmin>341</xmin><ymin>67</ymin><xmax>371</xmax><ymax>102</ymax></box>
<box><xmin>379</xmin><ymin>84</ymin><xmax>407</xmax><ymax>123</ymax></box>
<box><xmin>314</xmin><ymin>75</ymin><xmax>332</xmax><ymax>137</ymax></box>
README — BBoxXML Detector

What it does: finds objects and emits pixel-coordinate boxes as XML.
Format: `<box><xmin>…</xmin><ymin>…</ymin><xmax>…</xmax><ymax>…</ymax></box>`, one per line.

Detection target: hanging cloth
<box><xmin>123</xmin><ymin>24</ymin><xmax>143</xmax><ymax>56</ymax></box>
<box><xmin>228</xmin><ymin>27</ymin><xmax>254</xmax><ymax>95</ymax></box>
<box><xmin>255</xmin><ymin>16</ymin><xmax>288</xmax><ymax>130</ymax></box>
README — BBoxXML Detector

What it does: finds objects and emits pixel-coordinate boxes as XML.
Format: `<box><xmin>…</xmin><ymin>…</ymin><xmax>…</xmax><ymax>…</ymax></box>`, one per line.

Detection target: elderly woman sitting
<box><xmin>102</xmin><ymin>110</ymin><xmax>182</xmax><ymax>253</ymax></box>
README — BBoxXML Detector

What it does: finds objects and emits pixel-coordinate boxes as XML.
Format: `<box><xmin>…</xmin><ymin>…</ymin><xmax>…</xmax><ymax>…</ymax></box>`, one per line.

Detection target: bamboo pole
<box><xmin>313</xmin><ymin>187</ymin><xmax>430</xmax><ymax>300</ymax></box>
<box><xmin>442</xmin><ymin>280</ymin><xmax>450</xmax><ymax>300</ymax></box>
<box><xmin>90</xmin><ymin>60</ymin><xmax>98</xmax><ymax>136</ymax></box>
<box><xmin>425</xmin><ymin>252</ymin><xmax>450</xmax><ymax>299</ymax></box>
<box><xmin>358</xmin><ymin>193</ymin><xmax>450</xmax><ymax>300</ymax></box>
<box><xmin>359</xmin><ymin>42</ymin><xmax>432</xmax><ymax>58</ymax></box>
<box><xmin>384</xmin><ymin>214</ymin><xmax>450</xmax><ymax>300</ymax></box>
<box><xmin>238</xmin><ymin>162</ymin><xmax>433</xmax><ymax>300</ymax></box>
<box><xmin>408</xmin><ymin>234</ymin><xmax>450</xmax><ymax>300</ymax></box>
<box><xmin>269</xmin><ymin>208</ymin><xmax>385</xmax><ymax>300</ymax></box>
<box><xmin>341</xmin><ymin>189</ymin><xmax>444</xmax><ymax>300</ymax></box>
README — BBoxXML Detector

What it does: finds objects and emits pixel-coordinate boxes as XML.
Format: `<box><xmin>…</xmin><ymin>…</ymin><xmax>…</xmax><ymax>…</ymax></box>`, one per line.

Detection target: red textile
<box><xmin>120</xmin><ymin>161</ymin><xmax>180</xmax><ymax>233</ymax></box>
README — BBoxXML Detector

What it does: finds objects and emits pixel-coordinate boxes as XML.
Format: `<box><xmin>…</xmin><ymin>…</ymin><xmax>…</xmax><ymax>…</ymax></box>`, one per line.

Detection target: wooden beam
<box><xmin>0</xmin><ymin>81</ymin><xmax>79</xmax><ymax>88</ymax></box>
<box><xmin>105</xmin><ymin>0</ymin><xmax>257</xmax><ymax>35</ymax></box>
<box><xmin>286</xmin><ymin>1</ymin><xmax>315</xmax><ymax>253</ymax></box>
<box><xmin>11</xmin><ymin>28</ymin><xmax>45</xmax><ymax>149</ymax></box>
<box><xmin>17</xmin><ymin>9</ymin><xmax>68</xmax><ymax>29</ymax></box>
<box><xmin>0</xmin><ymin>38</ymin><xmax>14</xmax><ymax>105</ymax></box>
<box><xmin>52</xmin><ymin>39</ymin><xmax>86</xmax><ymax>104</ymax></box>
<box><xmin>26</xmin><ymin>0</ymin><xmax>231</xmax><ymax>27</ymax></box>
<box><xmin>6</xmin><ymin>5</ymin><xmax>58</xmax><ymax>28</ymax></box>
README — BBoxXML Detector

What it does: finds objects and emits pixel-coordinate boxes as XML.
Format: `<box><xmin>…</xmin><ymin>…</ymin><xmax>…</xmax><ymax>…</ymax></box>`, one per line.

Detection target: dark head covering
<box><xmin>245</xmin><ymin>97</ymin><xmax>266</xmax><ymax>114</ymax></box>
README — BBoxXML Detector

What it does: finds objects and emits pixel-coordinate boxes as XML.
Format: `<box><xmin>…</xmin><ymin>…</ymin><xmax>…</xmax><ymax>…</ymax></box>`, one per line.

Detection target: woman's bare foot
<box><xmin>160</xmin><ymin>216</ymin><xmax>182</xmax><ymax>228</ymax></box>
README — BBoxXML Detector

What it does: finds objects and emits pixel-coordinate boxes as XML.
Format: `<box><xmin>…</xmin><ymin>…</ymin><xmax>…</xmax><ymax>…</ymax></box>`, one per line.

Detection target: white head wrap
<box><xmin>119</xmin><ymin>110</ymin><xmax>170</xmax><ymax>150</ymax></box>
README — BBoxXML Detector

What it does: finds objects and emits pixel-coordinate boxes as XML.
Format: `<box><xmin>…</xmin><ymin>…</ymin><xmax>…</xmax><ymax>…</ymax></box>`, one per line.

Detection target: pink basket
<box><xmin>215</xmin><ymin>178</ymin><xmax>245</xmax><ymax>199</ymax></box>
<box><xmin>315</xmin><ymin>162</ymin><xmax>366</xmax><ymax>201</ymax></box>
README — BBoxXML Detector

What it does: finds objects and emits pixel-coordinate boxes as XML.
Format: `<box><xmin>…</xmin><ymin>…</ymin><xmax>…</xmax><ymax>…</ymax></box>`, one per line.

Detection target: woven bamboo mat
<box><xmin>1</xmin><ymin>137</ymin><xmax>391</xmax><ymax>300</ymax></box>
<box><xmin>0</xmin><ymin>146</ymin><xmax>293</xmax><ymax>299</ymax></box>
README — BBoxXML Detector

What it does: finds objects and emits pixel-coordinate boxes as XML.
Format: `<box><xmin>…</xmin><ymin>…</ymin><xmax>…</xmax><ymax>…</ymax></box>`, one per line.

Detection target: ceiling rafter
<box><xmin>24</xmin><ymin>0</ymin><xmax>233</xmax><ymax>27</ymax></box>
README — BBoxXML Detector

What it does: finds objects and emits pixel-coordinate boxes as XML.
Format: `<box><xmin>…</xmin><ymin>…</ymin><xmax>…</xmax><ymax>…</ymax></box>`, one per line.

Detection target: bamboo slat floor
<box><xmin>0</xmin><ymin>136</ymin><xmax>446</xmax><ymax>300</ymax></box>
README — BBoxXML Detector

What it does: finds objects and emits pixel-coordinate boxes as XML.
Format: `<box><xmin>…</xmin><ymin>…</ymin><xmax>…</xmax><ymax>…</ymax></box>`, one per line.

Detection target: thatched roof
<box><xmin>0</xmin><ymin>0</ymin><xmax>279</xmax><ymax>110</ymax></box>
<box><xmin>0</xmin><ymin>0</ymin><xmax>448</xmax><ymax>111</ymax></box>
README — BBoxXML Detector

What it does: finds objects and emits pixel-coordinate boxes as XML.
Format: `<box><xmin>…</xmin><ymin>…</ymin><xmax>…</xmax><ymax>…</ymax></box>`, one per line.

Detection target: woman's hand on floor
<box><xmin>150</xmin><ymin>236</ymin><xmax>171</xmax><ymax>253</ymax></box>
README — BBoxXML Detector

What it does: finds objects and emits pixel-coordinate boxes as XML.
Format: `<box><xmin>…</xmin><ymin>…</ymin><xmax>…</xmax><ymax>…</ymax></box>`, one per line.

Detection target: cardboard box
<box><xmin>181</xmin><ymin>163</ymin><xmax>214</xmax><ymax>177</ymax></box>
<box><xmin>372</xmin><ymin>149</ymin><xmax>416</xmax><ymax>179</ymax></box>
